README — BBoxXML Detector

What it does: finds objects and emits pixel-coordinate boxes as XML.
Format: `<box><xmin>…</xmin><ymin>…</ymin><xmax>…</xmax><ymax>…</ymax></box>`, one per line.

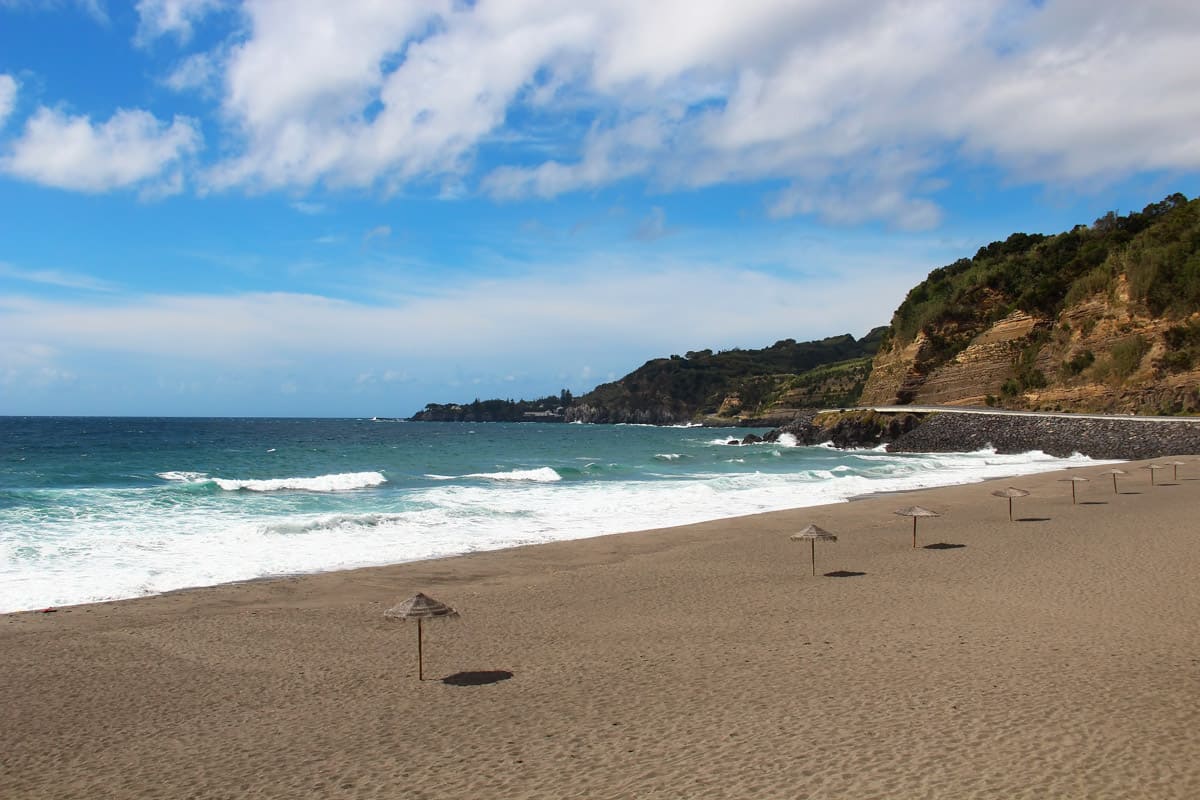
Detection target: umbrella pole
<box><xmin>1071</xmin><ymin>483</ymin><xmax>1076</xmax><ymax>504</ymax></box>
<box><xmin>912</xmin><ymin>517</ymin><xmax>917</xmax><ymax>548</ymax></box>
<box><xmin>1112</xmin><ymin>474</ymin><xmax>1118</xmax><ymax>494</ymax></box>
<box><xmin>417</xmin><ymin>618</ymin><xmax>424</xmax><ymax>681</ymax></box>
<box><xmin>811</xmin><ymin>540</ymin><xmax>816</xmax><ymax>576</ymax></box>
<box><xmin>1008</xmin><ymin>497</ymin><xmax>1013</xmax><ymax>521</ymax></box>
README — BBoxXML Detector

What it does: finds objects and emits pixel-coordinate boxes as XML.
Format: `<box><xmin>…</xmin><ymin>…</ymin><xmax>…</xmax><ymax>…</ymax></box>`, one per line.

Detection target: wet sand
<box><xmin>3</xmin><ymin>457</ymin><xmax>1199</xmax><ymax>799</ymax></box>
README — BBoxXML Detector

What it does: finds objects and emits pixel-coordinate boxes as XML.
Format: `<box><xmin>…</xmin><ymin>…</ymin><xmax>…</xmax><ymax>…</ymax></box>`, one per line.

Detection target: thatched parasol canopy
<box><xmin>385</xmin><ymin>592</ymin><xmax>459</xmax><ymax>680</ymax></box>
<box><xmin>1057</xmin><ymin>476</ymin><xmax>1089</xmax><ymax>504</ymax></box>
<box><xmin>790</xmin><ymin>524</ymin><xmax>838</xmax><ymax>576</ymax></box>
<box><xmin>991</xmin><ymin>487</ymin><xmax>1030</xmax><ymax>521</ymax></box>
<box><xmin>1143</xmin><ymin>464</ymin><xmax>1166</xmax><ymax>485</ymax></box>
<box><xmin>1169</xmin><ymin>460</ymin><xmax>1187</xmax><ymax>480</ymax></box>
<box><xmin>1104</xmin><ymin>468</ymin><xmax>1126</xmax><ymax>494</ymax></box>
<box><xmin>385</xmin><ymin>592</ymin><xmax>458</xmax><ymax>621</ymax></box>
<box><xmin>894</xmin><ymin>506</ymin><xmax>940</xmax><ymax>548</ymax></box>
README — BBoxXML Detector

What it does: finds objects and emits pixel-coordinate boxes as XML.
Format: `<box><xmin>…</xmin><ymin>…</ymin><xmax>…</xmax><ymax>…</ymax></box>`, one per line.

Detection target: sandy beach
<box><xmin>3</xmin><ymin>457</ymin><xmax>1199</xmax><ymax>799</ymax></box>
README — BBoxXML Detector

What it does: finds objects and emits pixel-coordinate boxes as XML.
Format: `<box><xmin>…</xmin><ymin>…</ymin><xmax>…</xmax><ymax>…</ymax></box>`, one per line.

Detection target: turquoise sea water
<box><xmin>0</xmin><ymin>417</ymin><xmax>1102</xmax><ymax>612</ymax></box>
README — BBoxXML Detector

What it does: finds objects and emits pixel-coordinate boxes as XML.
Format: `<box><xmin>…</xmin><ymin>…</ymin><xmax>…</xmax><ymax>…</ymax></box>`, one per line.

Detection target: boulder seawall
<box><xmin>885</xmin><ymin>412</ymin><xmax>1200</xmax><ymax>460</ymax></box>
<box><xmin>763</xmin><ymin>409</ymin><xmax>1200</xmax><ymax>460</ymax></box>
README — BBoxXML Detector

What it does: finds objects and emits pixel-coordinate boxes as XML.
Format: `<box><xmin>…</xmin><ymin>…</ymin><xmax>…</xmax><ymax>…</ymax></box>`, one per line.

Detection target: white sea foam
<box><xmin>261</xmin><ymin>513</ymin><xmax>409</xmax><ymax>535</ymax></box>
<box><xmin>464</xmin><ymin>467</ymin><xmax>562</xmax><ymax>482</ymax></box>
<box><xmin>212</xmin><ymin>472</ymin><xmax>387</xmax><ymax>492</ymax></box>
<box><xmin>157</xmin><ymin>471</ymin><xmax>209</xmax><ymax>482</ymax></box>
<box><xmin>157</xmin><ymin>470</ymin><xmax>387</xmax><ymax>491</ymax></box>
<box><xmin>1</xmin><ymin>444</ymin><xmax>1116</xmax><ymax>613</ymax></box>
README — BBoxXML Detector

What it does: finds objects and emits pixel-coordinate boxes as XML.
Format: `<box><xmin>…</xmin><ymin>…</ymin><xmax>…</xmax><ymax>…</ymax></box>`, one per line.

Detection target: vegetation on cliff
<box><xmin>409</xmin><ymin>331</ymin><xmax>885</xmax><ymax>425</ymax></box>
<box><xmin>410</xmin><ymin>391</ymin><xmax>572</xmax><ymax>422</ymax></box>
<box><xmin>866</xmin><ymin>193</ymin><xmax>1200</xmax><ymax>413</ymax></box>
<box><xmin>411</xmin><ymin>192</ymin><xmax>1200</xmax><ymax>424</ymax></box>
<box><xmin>886</xmin><ymin>193</ymin><xmax>1197</xmax><ymax>366</ymax></box>
<box><xmin>566</xmin><ymin>329</ymin><xmax>886</xmax><ymax>424</ymax></box>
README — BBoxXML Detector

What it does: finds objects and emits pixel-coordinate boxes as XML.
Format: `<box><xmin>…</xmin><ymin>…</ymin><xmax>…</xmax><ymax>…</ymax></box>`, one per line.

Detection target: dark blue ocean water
<box><xmin>0</xmin><ymin>417</ymin><xmax>1097</xmax><ymax>611</ymax></box>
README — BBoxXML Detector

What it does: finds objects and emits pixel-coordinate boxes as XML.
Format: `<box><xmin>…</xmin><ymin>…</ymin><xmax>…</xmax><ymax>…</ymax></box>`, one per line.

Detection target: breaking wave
<box><xmin>159</xmin><ymin>471</ymin><xmax>387</xmax><ymax>493</ymax></box>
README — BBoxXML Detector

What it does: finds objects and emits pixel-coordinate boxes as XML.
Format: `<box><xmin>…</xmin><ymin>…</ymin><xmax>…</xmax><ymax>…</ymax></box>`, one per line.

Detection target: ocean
<box><xmin>0</xmin><ymin>416</ymin><xmax>1104</xmax><ymax>613</ymax></box>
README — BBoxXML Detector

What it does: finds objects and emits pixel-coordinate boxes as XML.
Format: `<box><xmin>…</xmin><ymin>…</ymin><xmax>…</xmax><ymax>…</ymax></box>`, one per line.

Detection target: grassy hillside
<box><xmin>865</xmin><ymin>192</ymin><xmax>1200</xmax><ymax>413</ymax></box>
<box><xmin>569</xmin><ymin>329</ymin><xmax>886</xmax><ymax>423</ymax></box>
<box><xmin>886</xmin><ymin>193</ymin><xmax>1198</xmax><ymax>368</ymax></box>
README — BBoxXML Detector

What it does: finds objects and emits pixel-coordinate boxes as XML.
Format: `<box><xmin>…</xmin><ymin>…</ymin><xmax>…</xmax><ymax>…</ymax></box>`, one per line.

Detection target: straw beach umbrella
<box><xmin>385</xmin><ymin>592</ymin><xmax>459</xmax><ymax>681</ymax></box>
<box><xmin>790</xmin><ymin>524</ymin><xmax>838</xmax><ymax>576</ymax></box>
<box><xmin>894</xmin><ymin>506</ymin><xmax>940</xmax><ymax>548</ymax></box>
<box><xmin>1105</xmin><ymin>468</ymin><xmax>1126</xmax><ymax>494</ymax></box>
<box><xmin>991</xmin><ymin>487</ymin><xmax>1030</xmax><ymax>521</ymax></box>
<box><xmin>1143</xmin><ymin>464</ymin><xmax>1166</xmax><ymax>485</ymax></box>
<box><xmin>1058</xmin><ymin>476</ymin><xmax>1089</xmax><ymax>504</ymax></box>
<box><xmin>1169</xmin><ymin>460</ymin><xmax>1187</xmax><ymax>481</ymax></box>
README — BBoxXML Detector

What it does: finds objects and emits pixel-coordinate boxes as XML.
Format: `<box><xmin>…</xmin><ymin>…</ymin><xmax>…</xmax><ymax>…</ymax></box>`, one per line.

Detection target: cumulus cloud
<box><xmin>177</xmin><ymin>0</ymin><xmax>1200</xmax><ymax>226</ymax></box>
<box><xmin>952</xmin><ymin>1</ymin><xmax>1200</xmax><ymax>179</ymax></box>
<box><xmin>9</xmin><ymin>1</ymin><xmax>1197</xmax><ymax>224</ymax></box>
<box><xmin>1</xmin><ymin>107</ymin><xmax>201</xmax><ymax>193</ymax></box>
<box><xmin>136</xmin><ymin>0</ymin><xmax>225</xmax><ymax>42</ymax></box>
<box><xmin>164</xmin><ymin>51</ymin><xmax>222</xmax><ymax>94</ymax></box>
<box><xmin>0</xmin><ymin>74</ymin><xmax>15</xmax><ymax>128</ymax></box>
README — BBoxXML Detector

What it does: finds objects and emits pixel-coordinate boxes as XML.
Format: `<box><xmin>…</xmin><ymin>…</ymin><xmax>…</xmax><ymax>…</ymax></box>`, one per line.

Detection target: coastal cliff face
<box><xmin>566</xmin><ymin>331</ymin><xmax>884</xmax><ymax>425</ymax></box>
<box><xmin>411</xmin><ymin>193</ymin><xmax>1199</xmax><ymax>428</ymax></box>
<box><xmin>861</xmin><ymin>194</ymin><xmax>1200</xmax><ymax>414</ymax></box>
<box><xmin>862</xmin><ymin>290</ymin><xmax>1200</xmax><ymax>414</ymax></box>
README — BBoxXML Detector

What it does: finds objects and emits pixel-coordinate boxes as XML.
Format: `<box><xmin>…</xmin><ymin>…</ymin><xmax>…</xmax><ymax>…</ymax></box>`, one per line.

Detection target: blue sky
<box><xmin>1</xmin><ymin>1</ymin><xmax>1198</xmax><ymax>417</ymax></box>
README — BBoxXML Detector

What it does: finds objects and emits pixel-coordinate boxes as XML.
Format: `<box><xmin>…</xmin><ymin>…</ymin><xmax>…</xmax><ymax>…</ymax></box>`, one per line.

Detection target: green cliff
<box><xmin>861</xmin><ymin>193</ymin><xmax>1200</xmax><ymax>413</ymax></box>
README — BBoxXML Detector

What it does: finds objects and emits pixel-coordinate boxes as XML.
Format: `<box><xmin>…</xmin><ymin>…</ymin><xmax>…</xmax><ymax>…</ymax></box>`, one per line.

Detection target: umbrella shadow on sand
<box><xmin>1016</xmin><ymin>517</ymin><xmax>1052</xmax><ymax>523</ymax></box>
<box><xmin>824</xmin><ymin>570</ymin><xmax>867</xmax><ymax>578</ymax></box>
<box><xmin>442</xmin><ymin>670</ymin><xmax>514</xmax><ymax>686</ymax></box>
<box><xmin>923</xmin><ymin>542</ymin><xmax>966</xmax><ymax>550</ymax></box>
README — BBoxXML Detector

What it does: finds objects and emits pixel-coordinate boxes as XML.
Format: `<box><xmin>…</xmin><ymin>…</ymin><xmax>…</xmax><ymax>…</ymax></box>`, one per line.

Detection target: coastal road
<box><xmin>824</xmin><ymin>405</ymin><xmax>1200</xmax><ymax>424</ymax></box>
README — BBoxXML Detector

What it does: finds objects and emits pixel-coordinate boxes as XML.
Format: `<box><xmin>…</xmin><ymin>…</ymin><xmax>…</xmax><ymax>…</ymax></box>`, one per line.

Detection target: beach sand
<box><xmin>3</xmin><ymin>457</ymin><xmax>1199</xmax><ymax>799</ymax></box>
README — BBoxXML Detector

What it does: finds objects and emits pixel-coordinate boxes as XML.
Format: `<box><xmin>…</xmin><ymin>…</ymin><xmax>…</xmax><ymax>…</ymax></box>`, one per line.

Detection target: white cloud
<box><xmin>953</xmin><ymin>1</ymin><xmax>1200</xmax><ymax>179</ymax></box>
<box><xmin>290</xmin><ymin>200</ymin><xmax>326</xmax><ymax>215</ymax></box>
<box><xmin>0</xmin><ymin>0</ymin><xmax>108</xmax><ymax>24</ymax></box>
<box><xmin>0</xmin><ymin>248</ymin><xmax>918</xmax><ymax>373</ymax></box>
<box><xmin>164</xmin><ymin>51</ymin><xmax>221</xmax><ymax>93</ymax></box>
<box><xmin>136</xmin><ymin>0</ymin><xmax>225</xmax><ymax>42</ymax></box>
<box><xmin>0</xmin><ymin>261</ymin><xmax>116</xmax><ymax>292</ymax></box>
<box><xmin>2</xmin><ymin>107</ymin><xmax>201</xmax><ymax>193</ymax></box>
<box><xmin>76</xmin><ymin>0</ymin><xmax>107</xmax><ymax>24</ymax></box>
<box><xmin>0</xmin><ymin>342</ymin><xmax>76</xmax><ymax>390</ymax></box>
<box><xmin>0</xmin><ymin>74</ymin><xmax>16</xmax><ymax>128</ymax></box>
<box><xmin>0</xmin><ymin>226</ymin><xmax>941</xmax><ymax>412</ymax></box>
<box><xmin>182</xmin><ymin>0</ymin><xmax>1200</xmax><ymax>227</ymax></box>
